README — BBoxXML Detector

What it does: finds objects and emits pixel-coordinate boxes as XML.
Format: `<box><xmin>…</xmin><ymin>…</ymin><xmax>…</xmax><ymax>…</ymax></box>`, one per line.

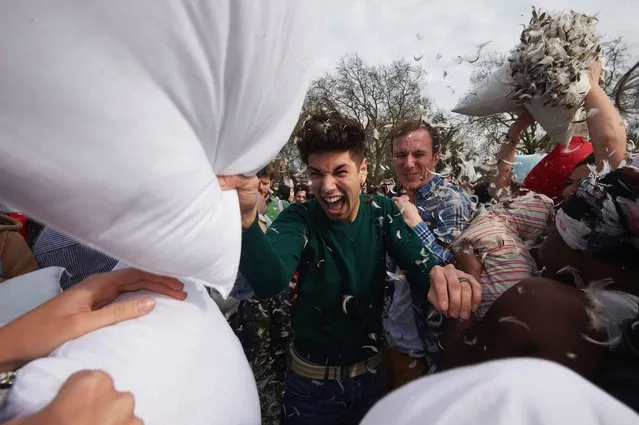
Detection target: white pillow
<box><xmin>0</xmin><ymin>267</ymin><xmax>64</xmax><ymax>327</ymax></box>
<box><xmin>361</xmin><ymin>358</ymin><xmax>639</xmax><ymax>425</ymax></box>
<box><xmin>453</xmin><ymin>64</ymin><xmax>590</xmax><ymax>146</ymax></box>
<box><xmin>0</xmin><ymin>1</ymin><xmax>323</xmax><ymax>297</ymax></box>
<box><xmin>1</xmin><ymin>281</ymin><xmax>260</xmax><ymax>425</ymax></box>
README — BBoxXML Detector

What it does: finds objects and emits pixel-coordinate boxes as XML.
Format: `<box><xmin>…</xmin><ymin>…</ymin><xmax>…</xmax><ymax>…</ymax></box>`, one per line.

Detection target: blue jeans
<box><xmin>281</xmin><ymin>369</ymin><xmax>384</xmax><ymax>425</ymax></box>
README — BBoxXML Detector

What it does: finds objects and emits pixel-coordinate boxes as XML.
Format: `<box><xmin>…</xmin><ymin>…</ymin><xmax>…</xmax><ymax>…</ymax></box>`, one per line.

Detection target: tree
<box><xmin>289</xmin><ymin>54</ymin><xmax>431</xmax><ymax>184</ymax></box>
<box><xmin>601</xmin><ymin>37</ymin><xmax>630</xmax><ymax>96</ymax></box>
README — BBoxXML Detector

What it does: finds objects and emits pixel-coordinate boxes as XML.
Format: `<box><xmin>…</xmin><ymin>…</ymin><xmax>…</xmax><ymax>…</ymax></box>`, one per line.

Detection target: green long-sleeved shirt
<box><xmin>239</xmin><ymin>194</ymin><xmax>437</xmax><ymax>365</ymax></box>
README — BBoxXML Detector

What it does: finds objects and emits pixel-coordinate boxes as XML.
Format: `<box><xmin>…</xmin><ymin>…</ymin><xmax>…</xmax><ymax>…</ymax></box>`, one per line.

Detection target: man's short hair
<box><xmin>294</xmin><ymin>184</ymin><xmax>308</xmax><ymax>194</ymax></box>
<box><xmin>389</xmin><ymin>117</ymin><xmax>441</xmax><ymax>155</ymax></box>
<box><xmin>295</xmin><ymin>112</ymin><xmax>366</xmax><ymax>165</ymax></box>
<box><xmin>257</xmin><ymin>162</ymin><xmax>276</xmax><ymax>180</ymax></box>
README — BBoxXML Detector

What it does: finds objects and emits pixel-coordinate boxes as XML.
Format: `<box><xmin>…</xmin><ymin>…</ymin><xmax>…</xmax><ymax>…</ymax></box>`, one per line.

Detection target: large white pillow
<box><xmin>361</xmin><ymin>358</ymin><xmax>639</xmax><ymax>425</ymax></box>
<box><xmin>453</xmin><ymin>63</ymin><xmax>590</xmax><ymax>146</ymax></box>
<box><xmin>1</xmin><ymin>281</ymin><xmax>260</xmax><ymax>425</ymax></box>
<box><xmin>0</xmin><ymin>1</ymin><xmax>322</xmax><ymax>297</ymax></box>
<box><xmin>0</xmin><ymin>267</ymin><xmax>64</xmax><ymax>327</ymax></box>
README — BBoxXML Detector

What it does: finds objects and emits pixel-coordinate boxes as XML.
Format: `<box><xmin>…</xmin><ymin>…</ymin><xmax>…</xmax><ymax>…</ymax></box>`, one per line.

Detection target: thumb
<box><xmin>78</xmin><ymin>297</ymin><xmax>156</xmax><ymax>334</ymax></box>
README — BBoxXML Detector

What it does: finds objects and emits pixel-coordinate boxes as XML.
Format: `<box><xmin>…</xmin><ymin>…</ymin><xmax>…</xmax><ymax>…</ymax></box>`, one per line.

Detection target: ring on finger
<box><xmin>458</xmin><ymin>277</ymin><xmax>471</xmax><ymax>284</ymax></box>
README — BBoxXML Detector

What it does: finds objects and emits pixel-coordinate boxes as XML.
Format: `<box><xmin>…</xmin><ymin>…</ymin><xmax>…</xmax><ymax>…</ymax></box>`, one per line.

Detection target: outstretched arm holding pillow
<box><xmin>585</xmin><ymin>60</ymin><xmax>627</xmax><ymax>169</ymax></box>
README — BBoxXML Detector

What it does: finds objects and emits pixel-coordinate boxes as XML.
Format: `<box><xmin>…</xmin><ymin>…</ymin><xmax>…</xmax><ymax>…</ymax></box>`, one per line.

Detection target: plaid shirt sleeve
<box><xmin>413</xmin><ymin>189</ymin><xmax>473</xmax><ymax>265</ymax></box>
<box><xmin>411</xmin><ymin>221</ymin><xmax>452</xmax><ymax>264</ymax></box>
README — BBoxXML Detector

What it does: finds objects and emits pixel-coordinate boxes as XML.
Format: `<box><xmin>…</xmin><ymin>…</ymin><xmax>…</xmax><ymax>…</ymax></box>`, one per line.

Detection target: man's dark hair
<box><xmin>389</xmin><ymin>116</ymin><xmax>442</xmax><ymax>155</ymax></box>
<box><xmin>294</xmin><ymin>184</ymin><xmax>309</xmax><ymax>194</ymax></box>
<box><xmin>295</xmin><ymin>112</ymin><xmax>366</xmax><ymax>165</ymax></box>
<box><xmin>257</xmin><ymin>162</ymin><xmax>276</xmax><ymax>180</ymax></box>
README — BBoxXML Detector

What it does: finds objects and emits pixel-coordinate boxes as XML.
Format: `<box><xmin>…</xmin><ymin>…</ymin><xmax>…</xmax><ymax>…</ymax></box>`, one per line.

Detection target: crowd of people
<box><xmin>1</xmin><ymin>2</ymin><xmax>639</xmax><ymax>425</ymax></box>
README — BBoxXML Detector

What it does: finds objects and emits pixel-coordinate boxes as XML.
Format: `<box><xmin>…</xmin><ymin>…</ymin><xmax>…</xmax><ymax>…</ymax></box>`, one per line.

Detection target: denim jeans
<box><xmin>281</xmin><ymin>368</ymin><xmax>384</xmax><ymax>425</ymax></box>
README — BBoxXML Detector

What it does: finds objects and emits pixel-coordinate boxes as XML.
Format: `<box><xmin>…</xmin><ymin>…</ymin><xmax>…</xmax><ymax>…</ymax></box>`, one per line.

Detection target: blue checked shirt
<box><xmin>385</xmin><ymin>176</ymin><xmax>473</xmax><ymax>371</ymax></box>
<box><xmin>411</xmin><ymin>176</ymin><xmax>473</xmax><ymax>264</ymax></box>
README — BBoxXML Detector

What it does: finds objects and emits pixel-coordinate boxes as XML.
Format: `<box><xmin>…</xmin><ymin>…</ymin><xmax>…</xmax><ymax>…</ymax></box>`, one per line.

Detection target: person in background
<box><xmin>277</xmin><ymin>184</ymin><xmax>294</xmax><ymax>205</ymax></box>
<box><xmin>384</xmin><ymin>116</ymin><xmax>474</xmax><ymax>386</ymax></box>
<box><xmin>258</xmin><ymin>163</ymin><xmax>290</xmax><ymax>223</ymax></box>
<box><xmin>492</xmin><ymin>60</ymin><xmax>626</xmax><ymax>202</ymax></box>
<box><xmin>293</xmin><ymin>185</ymin><xmax>308</xmax><ymax>203</ymax></box>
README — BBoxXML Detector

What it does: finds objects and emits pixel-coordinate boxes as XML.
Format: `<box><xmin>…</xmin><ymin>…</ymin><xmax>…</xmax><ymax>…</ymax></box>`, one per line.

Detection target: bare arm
<box><xmin>489</xmin><ymin>112</ymin><xmax>535</xmax><ymax>199</ymax></box>
<box><xmin>585</xmin><ymin>60</ymin><xmax>627</xmax><ymax>169</ymax></box>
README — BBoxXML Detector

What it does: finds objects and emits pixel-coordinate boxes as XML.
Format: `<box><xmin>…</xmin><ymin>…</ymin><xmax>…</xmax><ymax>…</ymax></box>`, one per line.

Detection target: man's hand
<box><xmin>587</xmin><ymin>58</ymin><xmax>603</xmax><ymax>89</ymax></box>
<box><xmin>392</xmin><ymin>195</ymin><xmax>422</xmax><ymax>228</ymax></box>
<box><xmin>427</xmin><ymin>264</ymin><xmax>482</xmax><ymax>320</ymax></box>
<box><xmin>218</xmin><ymin>175</ymin><xmax>259</xmax><ymax>229</ymax></box>
<box><xmin>23</xmin><ymin>370</ymin><xmax>142</xmax><ymax>425</ymax></box>
<box><xmin>0</xmin><ymin>269</ymin><xmax>186</xmax><ymax>371</ymax></box>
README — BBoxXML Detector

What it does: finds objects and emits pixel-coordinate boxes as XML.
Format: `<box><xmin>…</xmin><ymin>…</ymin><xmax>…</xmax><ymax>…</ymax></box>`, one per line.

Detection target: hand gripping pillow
<box><xmin>453</xmin><ymin>63</ymin><xmax>591</xmax><ymax>146</ymax></box>
<box><xmin>0</xmin><ymin>1</ymin><xmax>323</xmax><ymax>297</ymax></box>
<box><xmin>1</xmin><ymin>281</ymin><xmax>260</xmax><ymax>425</ymax></box>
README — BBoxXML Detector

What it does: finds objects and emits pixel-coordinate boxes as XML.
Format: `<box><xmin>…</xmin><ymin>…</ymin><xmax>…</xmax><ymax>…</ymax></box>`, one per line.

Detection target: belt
<box><xmin>289</xmin><ymin>348</ymin><xmax>382</xmax><ymax>381</ymax></box>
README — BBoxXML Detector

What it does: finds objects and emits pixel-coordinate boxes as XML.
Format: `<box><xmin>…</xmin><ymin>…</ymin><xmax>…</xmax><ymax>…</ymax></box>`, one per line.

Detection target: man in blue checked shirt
<box><xmin>382</xmin><ymin>116</ymin><xmax>473</xmax><ymax>388</ymax></box>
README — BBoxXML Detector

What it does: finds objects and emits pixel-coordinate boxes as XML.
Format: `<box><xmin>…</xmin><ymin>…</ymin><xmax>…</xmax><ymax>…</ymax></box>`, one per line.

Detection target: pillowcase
<box><xmin>0</xmin><ymin>1</ymin><xmax>323</xmax><ymax>297</ymax></box>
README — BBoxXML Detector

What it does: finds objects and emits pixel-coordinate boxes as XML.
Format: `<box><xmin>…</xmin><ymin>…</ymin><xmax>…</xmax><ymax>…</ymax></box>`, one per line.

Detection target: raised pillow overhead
<box><xmin>453</xmin><ymin>7</ymin><xmax>600</xmax><ymax>146</ymax></box>
<box><xmin>0</xmin><ymin>1</ymin><xmax>322</xmax><ymax>297</ymax></box>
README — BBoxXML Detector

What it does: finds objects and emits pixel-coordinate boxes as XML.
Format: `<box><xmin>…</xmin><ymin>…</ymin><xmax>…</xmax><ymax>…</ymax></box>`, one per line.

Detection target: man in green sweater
<box><xmin>225</xmin><ymin>112</ymin><xmax>481</xmax><ymax>425</ymax></box>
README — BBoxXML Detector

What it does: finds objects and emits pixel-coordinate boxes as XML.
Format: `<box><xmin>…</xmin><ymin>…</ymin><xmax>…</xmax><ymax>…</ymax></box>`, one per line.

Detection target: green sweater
<box><xmin>265</xmin><ymin>196</ymin><xmax>289</xmax><ymax>224</ymax></box>
<box><xmin>239</xmin><ymin>194</ymin><xmax>437</xmax><ymax>365</ymax></box>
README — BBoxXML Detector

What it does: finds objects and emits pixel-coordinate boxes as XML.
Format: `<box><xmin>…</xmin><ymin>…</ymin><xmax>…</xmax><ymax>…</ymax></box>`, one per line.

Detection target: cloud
<box><xmin>313</xmin><ymin>0</ymin><xmax>639</xmax><ymax>111</ymax></box>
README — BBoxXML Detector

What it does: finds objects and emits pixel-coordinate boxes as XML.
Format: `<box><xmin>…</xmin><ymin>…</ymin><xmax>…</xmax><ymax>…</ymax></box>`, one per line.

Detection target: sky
<box><xmin>313</xmin><ymin>0</ymin><xmax>639</xmax><ymax>111</ymax></box>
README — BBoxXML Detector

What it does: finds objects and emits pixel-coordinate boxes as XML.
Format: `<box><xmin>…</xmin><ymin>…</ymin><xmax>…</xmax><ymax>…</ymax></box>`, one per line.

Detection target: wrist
<box><xmin>241</xmin><ymin>209</ymin><xmax>258</xmax><ymax>230</ymax></box>
<box><xmin>585</xmin><ymin>84</ymin><xmax>604</xmax><ymax>106</ymax></box>
<box><xmin>404</xmin><ymin>214</ymin><xmax>423</xmax><ymax>229</ymax></box>
<box><xmin>505</xmin><ymin>129</ymin><xmax>522</xmax><ymax>143</ymax></box>
<box><xmin>0</xmin><ymin>326</ymin><xmax>27</xmax><ymax>372</ymax></box>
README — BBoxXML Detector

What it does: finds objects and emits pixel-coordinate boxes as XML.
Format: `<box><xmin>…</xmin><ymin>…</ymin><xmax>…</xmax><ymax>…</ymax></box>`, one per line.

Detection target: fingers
<box><xmin>120</xmin><ymin>280</ymin><xmax>188</xmax><ymax>301</ymax></box>
<box><xmin>77</xmin><ymin>297</ymin><xmax>157</xmax><ymax>334</ymax></box>
<box><xmin>459</xmin><ymin>280</ymin><xmax>472</xmax><ymax>320</ymax></box>
<box><xmin>468</xmin><ymin>274</ymin><xmax>482</xmax><ymax>312</ymax></box>
<box><xmin>443</xmin><ymin>265</ymin><xmax>462</xmax><ymax>318</ymax></box>
<box><xmin>217</xmin><ymin>174</ymin><xmax>259</xmax><ymax>193</ymax></box>
<box><xmin>217</xmin><ymin>175</ymin><xmax>242</xmax><ymax>191</ymax></box>
<box><xmin>428</xmin><ymin>265</ymin><xmax>482</xmax><ymax>320</ymax></box>
<box><xmin>428</xmin><ymin>266</ymin><xmax>450</xmax><ymax>313</ymax></box>
<box><xmin>115</xmin><ymin>269</ymin><xmax>184</xmax><ymax>290</ymax></box>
